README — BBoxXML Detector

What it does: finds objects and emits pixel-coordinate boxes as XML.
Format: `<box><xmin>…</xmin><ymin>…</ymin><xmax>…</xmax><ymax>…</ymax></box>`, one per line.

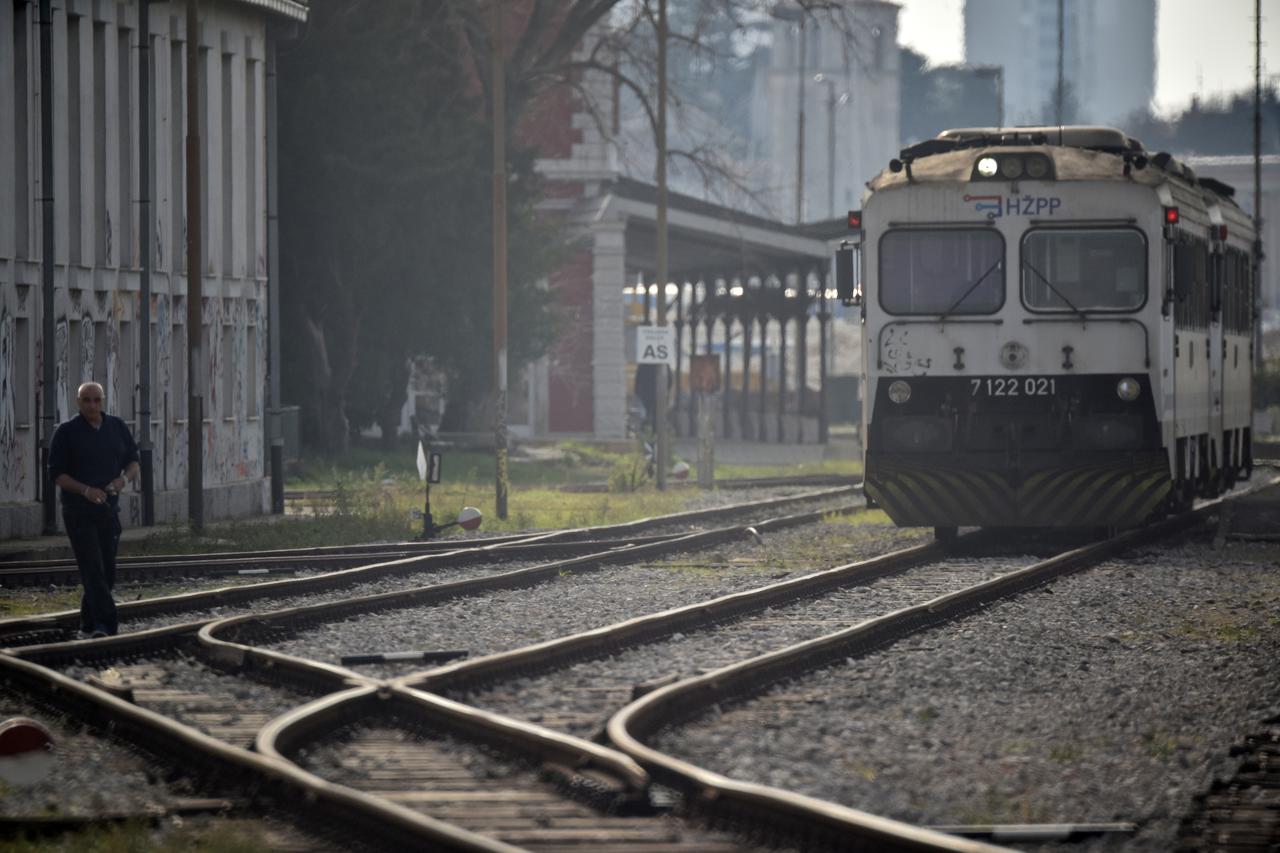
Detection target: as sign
<box><xmin>636</xmin><ymin>326</ymin><xmax>675</xmax><ymax>366</ymax></box>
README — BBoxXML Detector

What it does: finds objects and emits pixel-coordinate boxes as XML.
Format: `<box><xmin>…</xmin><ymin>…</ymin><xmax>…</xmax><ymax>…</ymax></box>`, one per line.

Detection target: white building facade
<box><xmin>0</xmin><ymin>0</ymin><xmax>305</xmax><ymax>538</ymax></box>
<box><xmin>964</xmin><ymin>0</ymin><xmax>1156</xmax><ymax>127</ymax></box>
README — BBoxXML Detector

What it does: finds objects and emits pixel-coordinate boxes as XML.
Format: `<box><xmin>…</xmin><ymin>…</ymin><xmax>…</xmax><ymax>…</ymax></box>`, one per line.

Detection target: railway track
<box><xmin>2</xmin><ymin>480</ymin><xmax>1272</xmax><ymax>851</ymax></box>
<box><xmin>605</xmin><ymin>482</ymin><xmax>1279</xmax><ymax>852</ymax></box>
<box><xmin>0</xmin><ymin>483</ymin><xmax>857</xmax><ymax>587</ymax></box>
<box><xmin>415</xmin><ymin>535</ymin><xmax>1072</xmax><ymax>740</ymax></box>
<box><xmin>0</xmin><ymin>496</ymin><xmax>865</xmax><ymax>850</ymax></box>
<box><xmin>0</xmin><ymin>488</ymin><xmax>856</xmax><ymax>647</ymax></box>
<box><xmin>1176</xmin><ymin>715</ymin><xmax>1280</xmax><ymax>851</ymax></box>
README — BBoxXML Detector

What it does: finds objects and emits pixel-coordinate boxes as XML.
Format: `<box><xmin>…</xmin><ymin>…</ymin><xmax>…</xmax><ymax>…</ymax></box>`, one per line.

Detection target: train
<box><xmin>833</xmin><ymin>126</ymin><xmax>1258</xmax><ymax>537</ymax></box>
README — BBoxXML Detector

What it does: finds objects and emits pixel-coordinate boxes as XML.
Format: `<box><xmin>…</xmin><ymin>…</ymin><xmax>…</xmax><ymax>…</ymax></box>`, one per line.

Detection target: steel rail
<box><xmin>0</xmin><ymin>488</ymin><xmax>856</xmax><ymax>636</ymax></box>
<box><xmin>0</xmin><ymin>530</ymin><xmax>547</xmax><ymax>569</ymax></box>
<box><xmin>605</xmin><ymin>484</ymin><xmax>1276</xmax><ymax>853</ymax></box>
<box><xmin>257</xmin><ymin>685</ymin><xmax>649</xmax><ymax>794</ymax></box>
<box><xmin>400</xmin><ymin>535</ymin><xmax>951</xmax><ymax>696</ymax></box>
<box><xmin>0</xmin><ymin>653</ymin><xmax>523</xmax><ymax>852</ymax></box>
<box><xmin>197</xmin><ymin>504</ymin><xmax>860</xmax><ymax>651</ymax></box>
<box><xmin>0</xmin><ymin>533</ymin><xmax>683</xmax><ymax>588</ymax></box>
<box><xmin>2</xmin><ymin>481</ymin><xmax>860</xmax><ymax>568</ymax></box>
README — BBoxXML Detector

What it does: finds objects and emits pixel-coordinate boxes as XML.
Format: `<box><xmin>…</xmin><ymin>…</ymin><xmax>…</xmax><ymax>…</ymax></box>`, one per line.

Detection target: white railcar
<box><xmin>834</xmin><ymin>127</ymin><xmax>1257</xmax><ymax>534</ymax></box>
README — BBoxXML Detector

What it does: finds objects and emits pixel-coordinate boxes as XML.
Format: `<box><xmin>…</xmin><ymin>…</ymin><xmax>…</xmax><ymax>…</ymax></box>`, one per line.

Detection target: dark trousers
<box><xmin>62</xmin><ymin>507</ymin><xmax>121</xmax><ymax>635</ymax></box>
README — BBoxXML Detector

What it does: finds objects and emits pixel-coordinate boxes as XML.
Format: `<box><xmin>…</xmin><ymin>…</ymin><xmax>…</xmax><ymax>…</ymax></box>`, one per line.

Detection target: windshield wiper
<box><xmin>936</xmin><ymin>258</ymin><xmax>1003</xmax><ymax>322</ymax></box>
<box><xmin>1022</xmin><ymin>259</ymin><xmax>1089</xmax><ymax>322</ymax></box>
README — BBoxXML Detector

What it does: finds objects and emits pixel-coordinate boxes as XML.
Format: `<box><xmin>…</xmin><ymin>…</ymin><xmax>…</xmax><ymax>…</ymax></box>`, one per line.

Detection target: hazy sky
<box><xmin>896</xmin><ymin>0</ymin><xmax>1280</xmax><ymax>117</ymax></box>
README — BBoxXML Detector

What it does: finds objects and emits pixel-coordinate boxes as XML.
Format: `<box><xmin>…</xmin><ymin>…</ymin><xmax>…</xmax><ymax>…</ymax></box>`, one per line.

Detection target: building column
<box><xmin>591</xmin><ymin>218</ymin><xmax>626</xmax><ymax>438</ymax></box>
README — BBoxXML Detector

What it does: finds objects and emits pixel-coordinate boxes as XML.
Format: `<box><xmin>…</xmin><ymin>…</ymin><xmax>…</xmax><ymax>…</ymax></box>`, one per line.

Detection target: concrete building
<box><xmin>751</xmin><ymin>1</ymin><xmax>902</xmax><ymax>222</ymax></box>
<box><xmin>0</xmin><ymin>0</ymin><xmax>306</xmax><ymax>538</ymax></box>
<box><xmin>965</xmin><ymin>0</ymin><xmax>1156</xmax><ymax>127</ymax></box>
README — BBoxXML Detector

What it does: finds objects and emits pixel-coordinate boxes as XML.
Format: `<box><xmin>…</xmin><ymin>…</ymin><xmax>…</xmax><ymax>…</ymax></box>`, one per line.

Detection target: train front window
<box><xmin>1021</xmin><ymin>229</ymin><xmax>1146</xmax><ymax>312</ymax></box>
<box><xmin>879</xmin><ymin>229</ymin><xmax>1004</xmax><ymax>315</ymax></box>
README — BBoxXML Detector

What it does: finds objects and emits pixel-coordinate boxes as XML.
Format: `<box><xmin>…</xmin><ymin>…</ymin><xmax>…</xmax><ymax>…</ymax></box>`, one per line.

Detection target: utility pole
<box><xmin>39</xmin><ymin>0</ymin><xmax>56</xmax><ymax>535</ymax></box>
<box><xmin>655</xmin><ymin>0</ymin><xmax>670</xmax><ymax>490</ymax></box>
<box><xmin>794</xmin><ymin>17</ymin><xmax>806</xmax><ymax>224</ymax></box>
<box><xmin>138</xmin><ymin>0</ymin><xmax>155</xmax><ymax>525</ymax></box>
<box><xmin>266</xmin><ymin>37</ymin><xmax>284</xmax><ymax>514</ymax></box>
<box><xmin>1254</xmin><ymin>0</ymin><xmax>1264</xmax><ymax>369</ymax></box>
<box><xmin>1055</xmin><ymin>0</ymin><xmax>1064</xmax><ymax>126</ymax></box>
<box><xmin>492</xmin><ymin>0</ymin><xmax>510</xmax><ymax>518</ymax></box>
<box><xmin>186</xmin><ymin>0</ymin><xmax>204</xmax><ymax>531</ymax></box>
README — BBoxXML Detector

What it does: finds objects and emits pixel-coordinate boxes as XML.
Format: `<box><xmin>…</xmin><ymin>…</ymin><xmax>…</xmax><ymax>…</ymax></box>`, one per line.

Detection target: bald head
<box><xmin>76</xmin><ymin>382</ymin><xmax>105</xmax><ymax>426</ymax></box>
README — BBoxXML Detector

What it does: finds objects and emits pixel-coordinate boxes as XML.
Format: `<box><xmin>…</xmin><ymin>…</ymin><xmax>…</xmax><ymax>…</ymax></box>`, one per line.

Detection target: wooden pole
<box><xmin>655</xmin><ymin>0</ymin><xmax>670</xmax><ymax>489</ymax></box>
<box><xmin>186</xmin><ymin>0</ymin><xmax>204</xmax><ymax>530</ymax></box>
<box><xmin>492</xmin><ymin>0</ymin><xmax>509</xmax><ymax>518</ymax></box>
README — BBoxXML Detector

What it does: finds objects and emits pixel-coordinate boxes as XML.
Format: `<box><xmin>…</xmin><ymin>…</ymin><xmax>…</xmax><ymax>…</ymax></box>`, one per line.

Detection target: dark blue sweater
<box><xmin>48</xmin><ymin>414</ymin><xmax>139</xmax><ymax>508</ymax></box>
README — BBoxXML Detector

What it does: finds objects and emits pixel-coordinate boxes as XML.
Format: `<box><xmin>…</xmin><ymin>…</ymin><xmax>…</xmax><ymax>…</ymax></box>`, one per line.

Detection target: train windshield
<box><xmin>1021</xmin><ymin>229</ymin><xmax>1146</xmax><ymax>312</ymax></box>
<box><xmin>879</xmin><ymin>229</ymin><xmax>1004</xmax><ymax>315</ymax></box>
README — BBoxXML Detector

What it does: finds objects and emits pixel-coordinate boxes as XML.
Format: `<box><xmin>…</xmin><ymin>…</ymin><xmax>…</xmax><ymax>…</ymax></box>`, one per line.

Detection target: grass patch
<box><xmin>1143</xmin><ymin>731</ymin><xmax>1180</xmax><ymax>760</ymax></box>
<box><xmin>1175</xmin><ymin>613</ymin><xmax>1262</xmax><ymax>645</ymax></box>
<box><xmin>115</xmin><ymin>480</ymin><xmax>708</xmax><ymax>558</ymax></box>
<box><xmin>0</xmin><ymin>590</ymin><xmax>82</xmax><ymax>618</ymax></box>
<box><xmin>714</xmin><ymin>458</ymin><xmax>862</xmax><ymax>480</ymax></box>
<box><xmin>954</xmin><ymin>789</ymin><xmax>1051</xmax><ymax>825</ymax></box>
<box><xmin>822</xmin><ymin>508</ymin><xmax>894</xmax><ymax>527</ymax></box>
<box><xmin>288</xmin><ymin>440</ymin><xmax>860</xmax><ymax>491</ymax></box>
<box><xmin>3</xmin><ymin>818</ymin><xmax>268</xmax><ymax>852</ymax></box>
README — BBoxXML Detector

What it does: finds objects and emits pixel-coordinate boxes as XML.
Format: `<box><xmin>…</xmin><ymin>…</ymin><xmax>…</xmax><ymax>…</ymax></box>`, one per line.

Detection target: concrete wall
<box><xmin>1</xmin><ymin>1</ymin><xmax>272</xmax><ymax>537</ymax></box>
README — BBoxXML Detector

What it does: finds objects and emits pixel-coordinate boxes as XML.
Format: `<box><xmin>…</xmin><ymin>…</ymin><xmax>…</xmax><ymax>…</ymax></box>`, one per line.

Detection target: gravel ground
<box><xmin>116</xmin><ymin>558</ymin><xmax>561</xmax><ymax>635</ymax></box>
<box><xmin>0</xmin><ymin>684</ymin><xmax>346</xmax><ymax>850</ymax></box>
<box><xmin>0</xmin><ymin>686</ymin><xmax>177</xmax><ymax>817</ymax></box>
<box><xmin>458</xmin><ymin>552</ymin><xmax>1047</xmax><ymax>738</ymax></box>
<box><xmin>653</xmin><ymin>536</ymin><xmax>1280</xmax><ymax>852</ymax></box>
<box><xmin>60</xmin><ymin>653</ymin><xmax>319</xmax><ymax>746</ymax></box>
<box><xmin>268</xmin><ymin>515</ymin><xmax>928</xmax><ymax>680</ymax></box>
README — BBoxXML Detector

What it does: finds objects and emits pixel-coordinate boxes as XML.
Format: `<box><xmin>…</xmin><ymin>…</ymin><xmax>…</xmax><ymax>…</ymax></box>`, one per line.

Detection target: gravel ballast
<box><xmin>268</xmin><ymin>516</ymin><xmax>928</xmax><ymax>679</ymax></box>
<box><xmin>653</xmin><ymin>537</ymin><xmax>1280</xmax><ymax>852</ymax></box>
<box><xmin>458</xmin><ymin>553</ymin><xmax>1043</xmax><ymax>738</ymax></box>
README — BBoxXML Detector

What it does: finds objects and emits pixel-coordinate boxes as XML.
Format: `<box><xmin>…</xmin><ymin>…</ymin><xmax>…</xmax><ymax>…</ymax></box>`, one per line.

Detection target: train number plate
<box><xmin>970</xmin><ymin>377</ymin><xmax>1058</xmax><ymax>397</ymax></box>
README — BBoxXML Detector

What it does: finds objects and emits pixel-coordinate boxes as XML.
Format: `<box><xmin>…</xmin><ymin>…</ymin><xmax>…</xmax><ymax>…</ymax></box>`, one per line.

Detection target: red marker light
<box><xmin>1164</xmin><ymin>207</ymin><xmax>1179</xmax><ymax>225</ymax></box>
<box><xmin>1217</xmin><ymin>224</ymin><xmax>1228</xmax><ymax>240</ymax></box>
<box><xmin>847</xmin><ymin>210</ymin><xmax>862</xmax><ymax>229</ymax></box>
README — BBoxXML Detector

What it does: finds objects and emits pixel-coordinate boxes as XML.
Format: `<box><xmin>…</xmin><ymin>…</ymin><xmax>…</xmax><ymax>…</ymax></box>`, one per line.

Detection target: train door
<box><xmin>1171</xmin><ymin>234</ymin><xmax>1211</xmax><ymax>494</ymax></box>
<box><xmin>1208</xmin><ymin>232</ymin><xmax>1225</xmax><ymax>484</ymax></box>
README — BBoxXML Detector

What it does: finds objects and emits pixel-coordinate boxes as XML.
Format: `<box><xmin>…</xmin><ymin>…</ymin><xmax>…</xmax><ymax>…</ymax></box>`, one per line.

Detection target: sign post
<box><xmin>416</xmin><ymin>441</ymin><xmax>442</xmax><ymax>538</ymax></box>
<box><xmin>636</xmin><ymin>326</ymin><xmax>675</xmax><ymax>367</ymax></box>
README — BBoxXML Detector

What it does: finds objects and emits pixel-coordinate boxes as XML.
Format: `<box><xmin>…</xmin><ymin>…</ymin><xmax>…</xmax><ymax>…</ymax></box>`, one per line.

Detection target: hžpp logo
<box><xmin>964</xmin><ymin>194</ymin><xmax>1063</xmax><ymax>220</ymax></box>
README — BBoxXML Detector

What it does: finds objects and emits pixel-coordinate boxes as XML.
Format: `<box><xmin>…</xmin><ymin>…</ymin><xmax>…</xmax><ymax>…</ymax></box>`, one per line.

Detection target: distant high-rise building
<box><xmin>752</xmin><ymin>1</ymin><xmax>902</xmax><ymax>221</ymax></box>
<box><xmin>965</xmin><ymin>0</ymin><xmax>1156</xmax><ymax>128</ymax></box>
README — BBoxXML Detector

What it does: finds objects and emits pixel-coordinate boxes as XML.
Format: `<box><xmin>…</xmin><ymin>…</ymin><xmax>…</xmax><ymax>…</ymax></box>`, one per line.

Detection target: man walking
<box><xmin>48</xmin><ymin>382</ymin><xmax>139</xmax><ymax>638</ymax></box>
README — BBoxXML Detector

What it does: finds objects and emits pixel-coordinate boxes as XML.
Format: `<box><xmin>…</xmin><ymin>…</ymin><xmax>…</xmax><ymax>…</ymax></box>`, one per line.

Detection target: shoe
<box><xmin>89</xmin><ymin>630</ymin><xmax>108</xmax><ymax>639</ymax></box>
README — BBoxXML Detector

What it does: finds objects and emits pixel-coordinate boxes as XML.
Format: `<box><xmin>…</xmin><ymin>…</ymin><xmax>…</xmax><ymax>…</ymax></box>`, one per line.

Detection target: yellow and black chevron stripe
<box><xmin>866</xmin><ymin>453</ymin><xmax>1171</xmax><ymax>528</ymax></box>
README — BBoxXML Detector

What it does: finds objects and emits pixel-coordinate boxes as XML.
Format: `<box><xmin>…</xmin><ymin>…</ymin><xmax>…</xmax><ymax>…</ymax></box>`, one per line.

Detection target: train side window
<box><xmin>1173</xmin><ymin>238</ymin><xmax>1211</xmax><ymax>330</ymax></box>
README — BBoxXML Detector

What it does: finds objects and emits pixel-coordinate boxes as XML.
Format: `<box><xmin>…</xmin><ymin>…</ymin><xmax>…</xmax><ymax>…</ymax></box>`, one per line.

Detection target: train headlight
<box><xmin>976</xmin><ymin>157</ymin><xmax>998</xmax><ymax>178</ymax></box>
<box><xmin>888</xmin><ymin>380</ymin><xmax>912</xmax><ymax>404</ymax></box>
<box><xmin>1115</xmin><ymin>377</ymin><xmax>1141</xmax><ymax>402</ymax></box>
<box><xmin>999</xmin><ymin>157</ymin><xmax>1024</xmax><ymax>179</ymax></box>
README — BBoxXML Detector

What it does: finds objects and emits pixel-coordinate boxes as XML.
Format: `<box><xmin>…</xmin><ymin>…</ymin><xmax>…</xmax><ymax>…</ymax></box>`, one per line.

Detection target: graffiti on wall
<box><xmin>1</xmin><ymin>281</ymin><xmax>266</xmax><ymax>507</ymax></box>
<box><xmin>0</xmin><ymin>305</ymin><xmax>23</xmax><ymax>492</ymax></box>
